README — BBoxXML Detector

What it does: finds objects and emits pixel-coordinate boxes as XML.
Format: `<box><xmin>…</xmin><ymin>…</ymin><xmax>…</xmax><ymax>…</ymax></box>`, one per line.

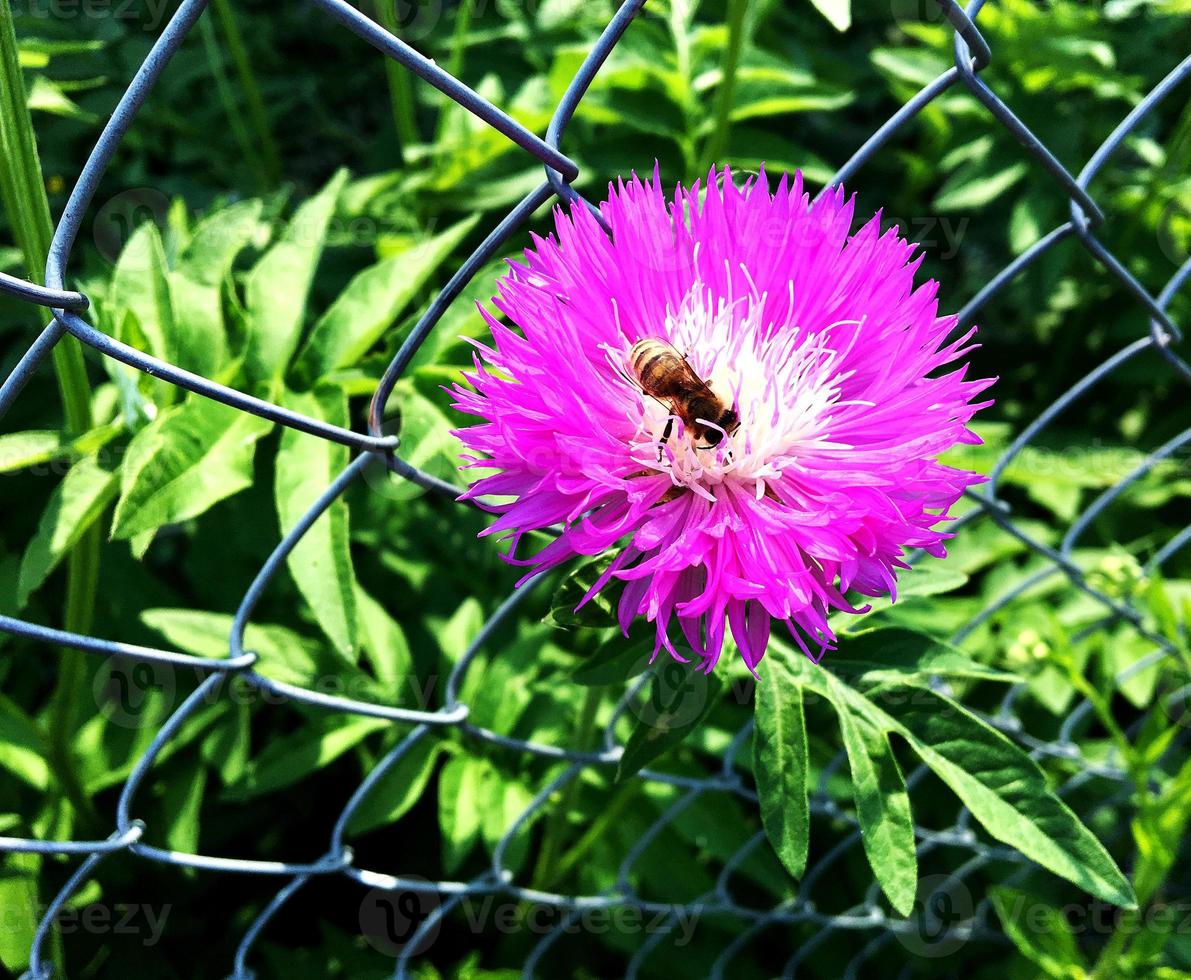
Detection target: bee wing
<box><xmin>674</xmin><ymin>351</ymin><xmax>722</xmax><ymax>401</ymax></box>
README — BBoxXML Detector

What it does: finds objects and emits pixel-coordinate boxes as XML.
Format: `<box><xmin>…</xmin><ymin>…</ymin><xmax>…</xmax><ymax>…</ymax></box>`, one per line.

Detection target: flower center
<box><xmin>619</xmin><ymin>280</ymin><xmax>857</xmax><ymax>500</ymax></box>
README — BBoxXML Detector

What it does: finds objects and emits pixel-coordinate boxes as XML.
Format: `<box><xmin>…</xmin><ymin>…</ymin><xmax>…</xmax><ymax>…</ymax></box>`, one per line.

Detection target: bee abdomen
<box><xmin>630</xmin><ymin>339</ymin><xmax>683</xmax><ymax>395</ymax></box>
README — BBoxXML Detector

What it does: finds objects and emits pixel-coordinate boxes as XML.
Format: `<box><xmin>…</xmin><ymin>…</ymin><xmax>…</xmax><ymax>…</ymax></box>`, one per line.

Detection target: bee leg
<box><xmin>658</xmin><ymin>416</ymin><xmax>675</xmax><ymax>462</ymax></box>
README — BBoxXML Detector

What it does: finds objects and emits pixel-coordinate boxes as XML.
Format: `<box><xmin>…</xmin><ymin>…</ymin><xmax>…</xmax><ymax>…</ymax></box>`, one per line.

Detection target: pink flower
<box><xmin>451</xmin><ymin>167</ymin><xmax>993</xmax><ymax>673</ymax></box>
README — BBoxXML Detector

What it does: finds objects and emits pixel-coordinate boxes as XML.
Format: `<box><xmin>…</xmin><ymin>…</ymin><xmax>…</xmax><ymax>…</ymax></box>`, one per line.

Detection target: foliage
<box><xmin>0</xmin><ymin>0</ymin><xmax>1189</xmax><ymax>977</ymax></box>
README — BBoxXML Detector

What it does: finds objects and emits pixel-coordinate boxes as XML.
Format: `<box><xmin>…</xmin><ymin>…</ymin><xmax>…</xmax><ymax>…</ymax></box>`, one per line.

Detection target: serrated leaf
<box><xmin>274</xmin><ymin>388</ymin><xmax>357</xmax><ymax>659</ymax></box>
<box><xmin>244</xmin><ymin>170</ymin><xmax>348</xmax><ymax>379</ymax></box>
<box><xmin>754</xmin><ymin>654</ymin><xmax>810</xmax><ymax>880</ymax></box>
<box><xmin>18</xmin><ymin>457</ymin><xmax>118</xmax><ymax>607</ymax></box>
<box><xmin>111</xmin><ymin>398</ymin><xmax>272</xmax><ymax>544</ymax></box>
<box><xmin>294</xmin><ymin>214</ymin><xmax>479</xmax><ymax>382</ymax></box>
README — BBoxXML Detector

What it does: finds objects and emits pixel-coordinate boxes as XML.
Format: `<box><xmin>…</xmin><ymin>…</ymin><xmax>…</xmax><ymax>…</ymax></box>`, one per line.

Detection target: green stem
<box><xmin>375</xmin><ymin>0</ymin><xmax>418</xmax><ymax>162</ymax></box>
<box><xmin>434</xmin><ymin>0</ymin><xmax>473</xmax><ymax>145</ymax></box>
<box><xmin>531</xmin><ymin>684</ymin><xmax>602</xmax><ymax>889</ymax></box>
<box><xmin>199</xmin><ymin>14</ymin><xmax>268</xmax><ymax>191</ymax></box>
<box><xmin>0</xmin><ymin>0</ymin><xmax>98</xmax><ymax>822</ymax></box>
<box><xmin>700</xmin><ymin>0</ymin><xmax>748</xmax><ymax>172</ymax></box>
<box><xmin>1066</xmin><ymin>664</ymin><xmax>1145</xmax><ymax>795</ymax></box>
<box><xmin>211</xmin><ymin>0</ymin><xmax>281</xmax><ymax>187</ymax></box>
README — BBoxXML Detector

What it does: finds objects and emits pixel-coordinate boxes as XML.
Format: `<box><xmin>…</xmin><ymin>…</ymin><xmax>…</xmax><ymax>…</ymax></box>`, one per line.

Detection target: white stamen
<box><xmin>626</xmin><ymin>279</ymin><xmax>850</xmax><ymax>498</ymax></box>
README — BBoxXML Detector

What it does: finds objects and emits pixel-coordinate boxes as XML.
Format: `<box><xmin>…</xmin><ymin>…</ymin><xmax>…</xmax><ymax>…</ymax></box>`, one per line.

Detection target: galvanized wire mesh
<box><xmin>0</xmin><ymin>0</ymin><xmax>1189</xmax><ymax>976</ymax></box>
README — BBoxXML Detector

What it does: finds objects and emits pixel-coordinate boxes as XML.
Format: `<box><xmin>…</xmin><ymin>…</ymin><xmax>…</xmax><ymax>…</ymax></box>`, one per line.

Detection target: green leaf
<box><xmin>223</xmin><ymin>716</ymin><xmax>387</xmax><ymax>801</ymax></box>
<box><xmin>169</xmin><ymin>198</ymin><xmax>264</xmax><ymax>376</ymax></box>
<box><xmin>546</xmin><ymin>554</ymin><xmax>626</xmax><ymax>629</ymax></box>
<box><xmin>572</xmin><ymin>636</ymin><xmax>655</xmax><ymax>686</ymax></box>
<box><xmin>771</xmin><ymin>644</ymin><xmax>1136</xmax><ymax>909</ymax></box>
<box><xmin>0</xmin><ymin>424</ymin><xmax>119</xmax><ymax>476</ymax></box>
<box><xmin>140</xmin><ymin>608</ymin><xmax>353</xmax><ymax>689</ymax></box>
<box><xmin>753</xmin><ymin>654</ymin><xmax>810</xmax><ymax>880</ymax></box>
<box><xmin>830</xmin><ymin>627</ymin><xmax>1018</xmax><ymax>684</ymax></box>
<box><xmin>873</xmin><ymin>683</ymin><xmax>1136</xmax><ymax>909</ymax></box>
<box><xmin>617</xmin><ymin>664</ymin><xmax>723</xmax><ymax>781</ymax></box>
<box><xmin>161</xmin><ymin>765</ymin><xmax>207</xmax><ymax>853</ymax></box>
<box><xmin>826</xmin><ymin>673</ymin><xmax>917</xmax><ymax>915</ymax></box>
<box><xmin>111</xmin><ymin>398</ymin><xmax>273</xmax><ymax>548</ymax></box>
<box><xmin>108</xmin><ymin>221</ymin><xmax>174</xmax><ymax>362</ymax></box>
<box><xmin>18</xmin><ymin>457</ymin><xmax>118</xmax><ymax>607</ymax></box>
<box><xmin>380</xmin><ymin>387</ymin><xmax>460</xmax><ymax>503</ymax></box>
<box><xmin>0</xmin><ymin>855</ymin><xmax>40</xmax><ymax>973</ymax></box>
<box><xmin>439</xmin><ymin>755</ymin><xmax>485</xmax><ymax>873</ymax></box>
<box><xmin>895</xmin><ymin>565</ymin><xmax>970</xmax><ymax>599</ymax></box>
<box><xmin>201</xmin><ymin>701</ymin><xmax>251</xmax><ymax>786</ymax></box>
<box><xmin>344</xmin><ymin>736</ymin><xmax>443</xmax><ymax>837</ymax></box>
<box><xmin>1132</xmin><ymin>755</ymin><xmax>1191</xmax><ymax>905</ymax></box>
<box><xmin>294</xmin><ymin>214</ymin><xmax>479</xmax><ymax>382</ymax></box>
<box><xmin>274</xmin><ymin>388</ymin><xmax>358</xmax><ymax>659</ymax></box>
<box><xmin>243</xmin><ymin>169</ymin><xmax>348</xmax><ymax>379</ymax></box>
<box><xmin>480</xmin><ymin>767</ymin><xmax>536</xmax><ymax>871</ymax></box>
<box><xmin>0</xmin><ymin>700</ymin><xmax>49</xmax><ymax>790</ymax></box>
<box><xmin>990</xmin><ymin>886</ymin><xmax>1085</xmax><ymax>978</ymax></box>
<box><xmin>934</xmin><ymin>161</ymin><xmax>1029</xmax><ymax>212</ymax></box>
<box><xmin>0</xmin><ymin>430</ymin><xmax>62</xmax><ymax>473</ymax></box>
<box><xmin>354</xmin><ymin>585</ymin><xmax>413</xmax><ymax>694</ymax></box>
<box><xmin>26</xmin><ymin>74</ymin><xmax>94</xmax><ymax>121</ymax></box>
<box><xmin>807</xmin><ymin>0</ymin><xmax>850</xmax><ymax>31</ymax></box>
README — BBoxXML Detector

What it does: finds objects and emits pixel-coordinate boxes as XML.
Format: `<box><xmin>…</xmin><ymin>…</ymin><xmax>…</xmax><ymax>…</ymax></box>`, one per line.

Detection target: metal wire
<box><xmin>0</xmin><ymin>1</ymin><xmax>1189</xmax><ymax>977</ymax></box>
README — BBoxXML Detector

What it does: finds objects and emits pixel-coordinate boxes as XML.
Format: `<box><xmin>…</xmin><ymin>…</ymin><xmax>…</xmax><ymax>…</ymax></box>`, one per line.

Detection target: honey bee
<box><xmin>628</xmin><ymin>339</ymin><xmax>739</xmax><ymax>456</ymax></box>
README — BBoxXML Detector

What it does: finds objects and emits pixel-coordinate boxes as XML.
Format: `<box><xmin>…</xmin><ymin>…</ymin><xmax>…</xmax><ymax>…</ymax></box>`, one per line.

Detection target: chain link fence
<box><xmin>0</xmin><ymin>0</ymin><xmax>1189</xmax><ymax>976</ymax></box>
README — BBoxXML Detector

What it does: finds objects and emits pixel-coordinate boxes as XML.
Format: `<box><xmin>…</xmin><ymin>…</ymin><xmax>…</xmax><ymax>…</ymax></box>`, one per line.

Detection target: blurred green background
<box><xmin>0</xmin><ymin>0</ymin><xmax>1189</xmax><ymax>977</ymax></box>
